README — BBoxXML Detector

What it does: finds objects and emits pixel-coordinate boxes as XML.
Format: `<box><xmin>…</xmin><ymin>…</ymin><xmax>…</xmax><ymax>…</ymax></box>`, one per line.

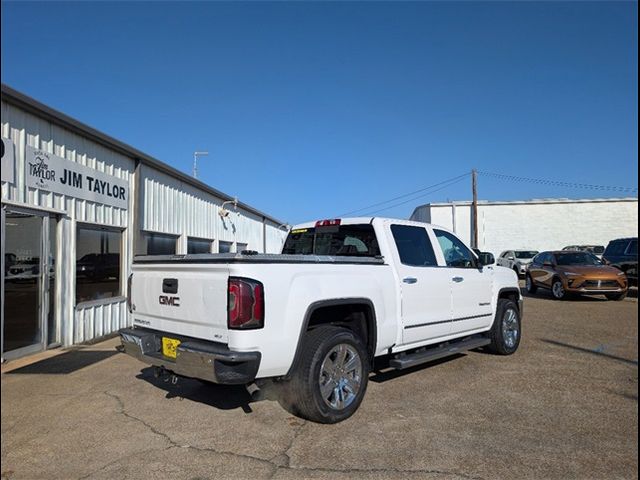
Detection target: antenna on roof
<box><xmin>193</xmin><ymin>151</ymin><xmax>209</xmax><ymax>179</ymax></box>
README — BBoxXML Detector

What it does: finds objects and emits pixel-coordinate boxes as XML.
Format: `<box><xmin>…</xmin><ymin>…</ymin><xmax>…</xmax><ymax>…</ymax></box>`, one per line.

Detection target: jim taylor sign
<box><xmin>26</xmin><ymin>146</ymin><xmax>129</xmax><ymax>209</ymax></box>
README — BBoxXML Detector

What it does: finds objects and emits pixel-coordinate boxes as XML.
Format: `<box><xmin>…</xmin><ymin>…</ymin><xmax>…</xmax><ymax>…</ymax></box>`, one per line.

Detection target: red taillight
<box><xmin>228</xmin><ymin>277</ymin><xmax>264</xmax><ymax>329</ymax></box>
<box><xmin>315</xmin><ymin>219</ymin><xmax>341</xmax><ymax>227</ymax></box>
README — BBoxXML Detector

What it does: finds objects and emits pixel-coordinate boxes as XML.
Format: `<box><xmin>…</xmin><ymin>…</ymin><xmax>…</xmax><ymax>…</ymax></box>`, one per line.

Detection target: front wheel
<box><xmin>525</xmin><ymin>274</ymin><xmax>537</xmax><ymax>294</ymax></box>
<box><xmin>281</xmin><ymin>326</ymin><xmax>370</xmax><ymax>424</ymax></box>
<box><xmin>551</xmin><ymin>278</ymin><xmax>566</xmax><ymax>300</ymax></box>
<box><xmin>486</xmin><ymin>299</ymin><xmax>521</xmax><ymax>355</ymax></box>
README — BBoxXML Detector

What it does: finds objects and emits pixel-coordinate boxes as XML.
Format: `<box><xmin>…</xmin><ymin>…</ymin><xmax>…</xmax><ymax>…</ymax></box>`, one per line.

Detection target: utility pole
<box><xmin>472</xmin><ymin>169</ymin><xmax>478</xmax><ymax>249</ymax></box>
<box><xmin>193</xmin><ymin>151</ymin><xmax>209</xmax><ymax>179</ymax></box>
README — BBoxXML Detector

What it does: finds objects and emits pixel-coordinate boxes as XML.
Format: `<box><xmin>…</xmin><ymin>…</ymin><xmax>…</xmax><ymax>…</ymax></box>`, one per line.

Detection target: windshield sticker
<box><xmin>291</xmin><ymin>229</ymin><xmax>308</xmax><ymax>234</ymax></box>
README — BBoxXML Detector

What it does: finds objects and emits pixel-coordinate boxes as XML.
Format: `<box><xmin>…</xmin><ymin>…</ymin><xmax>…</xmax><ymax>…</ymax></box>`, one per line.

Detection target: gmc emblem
<box><xmin>159</xmin><ymin>295</ymin><xmax>180</xmax><ymax>307</ymax></box>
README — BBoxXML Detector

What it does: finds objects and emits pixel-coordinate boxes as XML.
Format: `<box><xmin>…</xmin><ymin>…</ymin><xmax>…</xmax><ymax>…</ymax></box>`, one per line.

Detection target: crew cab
<box><xmin>120</xmin><ymin>218</ymin><xmax>523</xmax><ymax>423</ymax></box>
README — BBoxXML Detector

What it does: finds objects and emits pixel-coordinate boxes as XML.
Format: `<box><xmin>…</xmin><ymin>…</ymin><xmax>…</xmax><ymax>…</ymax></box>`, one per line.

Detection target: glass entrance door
<box><xmin>2</xmin><ymin>209</ymin><xmax>57</xmax><ymax>360</ymax></box>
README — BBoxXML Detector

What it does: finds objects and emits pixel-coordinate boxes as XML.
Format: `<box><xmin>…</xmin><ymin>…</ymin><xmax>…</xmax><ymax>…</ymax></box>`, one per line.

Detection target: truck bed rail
<box><xmin>133</xmin><ymin>253</ymin><xmax>386</xmax><ymax>265</ymax></box>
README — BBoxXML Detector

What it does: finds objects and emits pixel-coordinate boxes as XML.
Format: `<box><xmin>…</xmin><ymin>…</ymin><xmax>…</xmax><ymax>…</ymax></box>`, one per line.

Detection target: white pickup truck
<box><xmin>120</xmin><ymin>218</ymin><xmax>522</xmax><ymax>423</ymax></box>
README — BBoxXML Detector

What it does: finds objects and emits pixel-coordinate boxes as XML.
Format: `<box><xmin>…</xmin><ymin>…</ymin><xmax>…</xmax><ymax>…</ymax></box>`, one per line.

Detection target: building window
<box><xmin>145</xmin><ymin>232</ymin><xmax>177</xmax><ymax>255</ymax></box>
<box><xmin>219</xmin><ymin>241</ymin><xmax>233</xmax><ymax>253</ymax></box>
<box><xmin>76</xmin><ymin>226</ymin><xmax>122</xmax><ymax>303</ymax></box>
<box><xmin>188</xmin><ymin>237</ymin><xmax>212</xmax><ymax>254</ymax></box>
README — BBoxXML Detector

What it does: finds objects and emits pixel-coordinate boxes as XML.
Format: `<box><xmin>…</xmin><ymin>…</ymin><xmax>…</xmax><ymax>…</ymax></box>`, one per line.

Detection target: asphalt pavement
<box><xmin>1</xmin><ymin>290</ymin><xmax>637</xmax><ymax>480</ymax></box>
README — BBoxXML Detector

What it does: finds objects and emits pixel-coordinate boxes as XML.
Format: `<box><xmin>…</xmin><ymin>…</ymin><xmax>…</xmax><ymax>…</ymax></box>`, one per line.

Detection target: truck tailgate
<box><xmin>130</xmin><ymin>263</ymin><xmax>230</xmax><ymax>343</ymax></box>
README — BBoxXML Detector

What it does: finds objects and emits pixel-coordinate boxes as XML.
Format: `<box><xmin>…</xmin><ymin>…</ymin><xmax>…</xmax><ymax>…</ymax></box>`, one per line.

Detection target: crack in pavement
<box><xmin>101</xmin><ymin>391</ymin><xmax>485</xmax><ymax>480</ymax></box>
<box><xmin>267</xmin><ymin>419</ymin><xmax>307</xmax><ymax>471</ymax></box>
<box><xmin>102</xmin><ymin>391</ymin><xmax>278</xmax><ymax>476</ymax></box>
<box><xmin>76</xmin><ymin>446</ymin><xmax>173</xmax><ymax>480</ymax></box>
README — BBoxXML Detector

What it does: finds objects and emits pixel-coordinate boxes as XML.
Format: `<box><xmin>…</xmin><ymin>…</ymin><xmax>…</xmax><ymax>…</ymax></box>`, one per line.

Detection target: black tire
<box><xmin>525</xmin><ymin>274</ymin><xmax>537</xmax><ymax>294</ymax></box>
<box><xmin>605</xmin><ymin>292</ymin><xmax>627</xmax><ymax>301</ymax></box>
<box><xmin>280</xmin><ymin>325</ymin><xmax>370</xmax><ymax>424</ymax></box>
<box><xmin>551</xmin><ymin>277</ymin><xmax>567</xmax><ymax>300</ymax></box>
<box><xmin>486</xmin><ymin>299</ymin><xmax>521</xmax><ymax>355</ymax></box>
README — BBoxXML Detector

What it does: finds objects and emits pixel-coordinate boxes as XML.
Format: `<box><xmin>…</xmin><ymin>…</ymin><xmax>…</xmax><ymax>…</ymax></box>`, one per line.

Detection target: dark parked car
<box><xmin>603</xmin><ymin>237</ymin><xmax>638</xmax><ymax>286</ymax></box>
<box><xmin>526</xmin><ymin>251</ymin><xmax>628</xmax><ymax>301</ymax></box>
<box><xmin>76</xmin><ymin>253</ymin><xmax>120</xmax><ymax>281</ymax></box>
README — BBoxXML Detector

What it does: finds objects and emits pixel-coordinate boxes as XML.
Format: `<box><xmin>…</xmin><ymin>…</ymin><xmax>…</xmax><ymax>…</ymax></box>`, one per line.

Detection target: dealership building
<box><xmin>410</xmin><ymin>197</ymin><xmax>638</xmax><ymax>257</ymax></box>
<box><xmin>1</xmin><ymin>84</ymin><xmax>286</xmax><ymax>361</ymax></box>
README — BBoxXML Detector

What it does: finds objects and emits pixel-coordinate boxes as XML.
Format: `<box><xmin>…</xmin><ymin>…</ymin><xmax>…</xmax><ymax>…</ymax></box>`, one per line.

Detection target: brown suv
<box><xmin>525</xmin><ymin>251</ymin><xmax>628</xmax><ymax>300</ymax></box>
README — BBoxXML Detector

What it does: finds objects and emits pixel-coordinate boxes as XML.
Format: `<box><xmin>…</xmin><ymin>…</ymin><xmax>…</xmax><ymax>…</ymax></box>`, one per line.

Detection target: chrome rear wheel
<box><xmin>319</xmin><ymin>344</ymin><xmax>363</xmax><ymax>410</ymax></box>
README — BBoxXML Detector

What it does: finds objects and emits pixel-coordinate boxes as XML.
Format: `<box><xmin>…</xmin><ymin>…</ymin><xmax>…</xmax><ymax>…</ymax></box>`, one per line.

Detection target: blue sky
<box><xmin>2</xmin><ymin>1</ymin><xmax>637</xmax><ymax>224</ymax></box>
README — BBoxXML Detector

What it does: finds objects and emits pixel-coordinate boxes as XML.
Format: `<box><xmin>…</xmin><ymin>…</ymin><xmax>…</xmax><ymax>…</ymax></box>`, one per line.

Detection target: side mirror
<box><xmin>478</xmin><ymin>252</ymin><xmax>495</xmax><ymax>266</ymax></box>
<box><xmin>507</xmin><ymin>256</ymin><xmax>515</xmax><ymax>260</ymax></box>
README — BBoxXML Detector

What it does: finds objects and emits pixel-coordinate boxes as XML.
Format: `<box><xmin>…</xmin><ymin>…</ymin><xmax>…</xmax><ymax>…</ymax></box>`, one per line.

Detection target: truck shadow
<box><xmin>136</xmin><ymin>367</ymin><xmax>257</xmax><ymax>413</ymax></box>
<box><xmin>369</xmin><ymin>354</ymin><xmax>465</xmax><ymax>383</ymax></box>
<box><xmin>136</xmin><ymin>354</ymin><xmax>470</xmax><ymax>414</ymax></box>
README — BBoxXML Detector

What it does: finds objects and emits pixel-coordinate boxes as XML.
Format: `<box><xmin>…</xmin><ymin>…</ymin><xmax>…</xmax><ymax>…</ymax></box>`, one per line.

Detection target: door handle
<box><xmin>403</xmin><ymin>277</ymin><xmax>418</xmax><ymax>284</ymax></box>
<box><xmin>452</xmin><ymin>277</ymin><xmax>464</xmax><ymax>283</ymax></box>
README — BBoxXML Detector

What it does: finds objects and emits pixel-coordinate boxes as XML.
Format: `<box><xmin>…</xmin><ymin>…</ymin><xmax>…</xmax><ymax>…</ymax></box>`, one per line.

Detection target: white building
<box><xmin>410</xmin><ymin>197</ymin><xmax>638</xmax><ymax>257</ymax></box>
<box><xmin>1</xmin><ymin>84</ymin><xmax>286</xmax><ymax>361</ymax></box>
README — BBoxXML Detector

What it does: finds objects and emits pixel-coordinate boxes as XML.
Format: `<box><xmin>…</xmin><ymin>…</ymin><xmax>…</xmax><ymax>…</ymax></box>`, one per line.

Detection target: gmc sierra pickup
<box><xmin>120</xmin><ymin>218</ymin><xmax>522</xmax><ymax>423</ymax></box>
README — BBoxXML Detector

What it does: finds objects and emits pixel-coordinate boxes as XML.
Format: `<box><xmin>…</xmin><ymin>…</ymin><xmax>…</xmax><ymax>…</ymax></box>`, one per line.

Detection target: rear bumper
<box><xmin>119</xmin><ymin>327</ymin><xmax>261</xmax><ymax>385</ymax></box>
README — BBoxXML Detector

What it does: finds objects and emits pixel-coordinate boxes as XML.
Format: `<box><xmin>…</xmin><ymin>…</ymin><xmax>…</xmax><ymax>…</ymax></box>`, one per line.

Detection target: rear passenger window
<box><xmin>391</xmin><ymin>225</ymin><xmax>438</xmax><ymax>267</ymax></box>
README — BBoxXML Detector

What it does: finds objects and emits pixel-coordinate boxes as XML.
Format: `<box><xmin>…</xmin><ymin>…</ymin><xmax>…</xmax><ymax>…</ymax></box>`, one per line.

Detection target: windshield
<box><xmin>515</xmin><ymin>251</ymin><xmax>538</xmax><ymax>259</ymax></box>
<box><xmin>282</xmin><ymin>224</ymin><xmax>381</xmax><ymax>257</ymax></box>
<box><xmin>555</xmin><ymin>252</ymin><xmax>602</xmax><ymax>266</ymax></box>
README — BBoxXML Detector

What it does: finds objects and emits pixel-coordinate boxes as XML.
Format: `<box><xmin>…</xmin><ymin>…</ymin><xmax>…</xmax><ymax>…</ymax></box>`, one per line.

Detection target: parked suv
<box><xmin>526</xmin><ymin>251</ymin><xmax>628</xmax><ymax>300</ymax></box>
<box><xmin>603</xmin><ymin>238</ymin><xmax>638</xmax><ymax>286</ymax></box>
<box><xmin>497</xmin><ymin>250</ymin><xmax>539</xmax><ymax>277</ymax></box>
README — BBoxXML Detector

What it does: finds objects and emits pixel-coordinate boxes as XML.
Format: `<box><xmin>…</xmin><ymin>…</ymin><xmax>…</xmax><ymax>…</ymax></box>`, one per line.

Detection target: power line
<box><xmin>478</xmin><ymin>171</ymin><xmax>638</xmax><ymax>193</ymax></box>
<box><xmin>338</xmin><ymin>172</ymin><xmax>471</xmax><ymax>217</ymax></box>
<box><xmin>356</xmin><ymin>175</ymin><xmax>470</xmax><ymax>216</ymax></box>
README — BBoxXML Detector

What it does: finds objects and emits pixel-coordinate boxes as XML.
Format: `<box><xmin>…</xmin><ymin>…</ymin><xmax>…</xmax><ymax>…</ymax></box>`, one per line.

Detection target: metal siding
<box><xmin>265</xmin><ymin>222</ymin><xmax>287</xmax><ymax>253</ymax></box>
<box><xmin>141</xmin><ymin>164</ymin><xmax>286</xmax><ymax>252</ymax></box>
<box><xmin>74</xmin><ymin>301</ymin><xmax>128</xmax><ymax>344</ymax></box>
<box><xmin>2</xmin><ymin>100</ymin><xmax>135</xmax><ymax>348</ymax></box>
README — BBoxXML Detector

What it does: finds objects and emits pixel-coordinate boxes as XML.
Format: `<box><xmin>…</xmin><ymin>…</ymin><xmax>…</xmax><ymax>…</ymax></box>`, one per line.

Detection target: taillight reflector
<box><xmin>228</xmin><ymin>277</ymin><xmax>264</xmax><ymax>329</ymax></box>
